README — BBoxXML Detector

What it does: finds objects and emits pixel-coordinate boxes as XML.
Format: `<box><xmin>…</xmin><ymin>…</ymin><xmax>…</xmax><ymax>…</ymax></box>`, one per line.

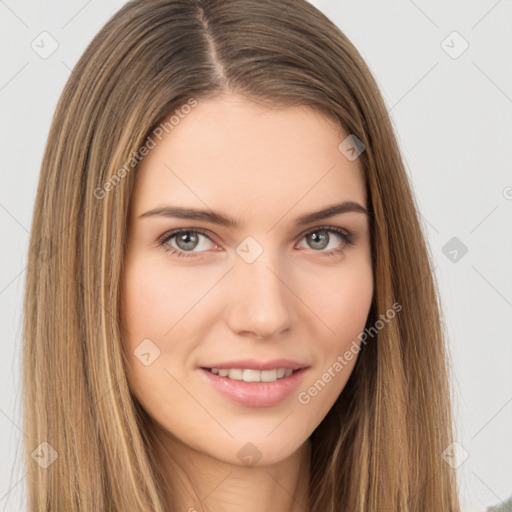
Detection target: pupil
<box><xmin>177</xmin><ymin>232</ymin><xmax>198</xmax><ymax>250</ymax></box>
<box><xmin>308</xmin><ymin>231</ymin><xmax>328</xmax><ymax>250</ymax></box>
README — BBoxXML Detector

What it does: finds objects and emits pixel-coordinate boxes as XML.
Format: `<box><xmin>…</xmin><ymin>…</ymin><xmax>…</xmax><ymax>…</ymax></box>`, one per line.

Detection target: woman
<box><xmin>22</xmin><ymin>0</ymin><xmax>462</xmax><ymax>510</ymax></box>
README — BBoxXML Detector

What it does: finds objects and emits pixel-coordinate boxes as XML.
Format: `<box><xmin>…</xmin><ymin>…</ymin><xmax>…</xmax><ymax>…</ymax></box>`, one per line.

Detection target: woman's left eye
<box><xmin>297</xmin><ymin>227</ymin><xmax>354</xmax><ymax>256</ymax></box>
<box><xmin>156</xmin><ymin>226</ymin><xmax>355</xmax><ymax>259</ymax></box>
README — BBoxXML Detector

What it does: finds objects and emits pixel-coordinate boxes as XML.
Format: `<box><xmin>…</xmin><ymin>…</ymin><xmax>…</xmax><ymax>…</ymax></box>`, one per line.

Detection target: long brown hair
<box><xmin>22</xmin><ymin>0</ymin><xmax>461</xmax><ymax>510</ymax></box>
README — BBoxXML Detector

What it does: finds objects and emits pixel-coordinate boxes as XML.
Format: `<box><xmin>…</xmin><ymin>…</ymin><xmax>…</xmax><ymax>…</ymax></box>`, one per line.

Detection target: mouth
<box><xmin>198</xmin><ymin>363</ymin><xmax>310</xmax><ymax>408</ymax></box>
<box><xmin>202</xmin><ymin>367</ymin><xmax>301</xmax><ymax>383</ymax></box>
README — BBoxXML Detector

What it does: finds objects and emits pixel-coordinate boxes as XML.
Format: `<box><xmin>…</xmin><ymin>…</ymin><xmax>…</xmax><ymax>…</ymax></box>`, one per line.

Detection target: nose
<box><xmin>225</xmin><ymin>250</ymin><xmax>297</xmax><ymax>339</ymax></box>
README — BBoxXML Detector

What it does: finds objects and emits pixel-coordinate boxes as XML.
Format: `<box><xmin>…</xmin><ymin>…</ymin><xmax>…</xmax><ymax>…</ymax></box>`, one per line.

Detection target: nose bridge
<box><xmin>226</xmin><ymin>240</ymin><xmax>296</xmax><ymax>337</ymax></box>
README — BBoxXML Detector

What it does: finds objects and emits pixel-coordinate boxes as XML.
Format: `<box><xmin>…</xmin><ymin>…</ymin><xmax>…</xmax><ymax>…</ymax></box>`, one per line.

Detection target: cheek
<box><xmin>308</xmin><ymin>257</ymin><xmax>373</xmax><ymax>345</ymax></box>
<box><xmin>122</xmin><ymin>257</ymin><xmax>210</xmax><ymax>344</ymax></box>
<box><xmin>294</xmin><ymin>259</ymin><xmax>372</xmax><ymax>425</ymax></box>
<box><xmin>121</xmin><ymin>257</ymin><xmax>220</xmax><ymax>403</ymax></box>
<box><xmin>121</xmin><ymin>261</ymin><xmax>197</xmax><ymax>430</ymax></box>
<box><xmin>121</xmin><ymin>259</ymin><xmax>181</xmax><ymax>395</ymax></box>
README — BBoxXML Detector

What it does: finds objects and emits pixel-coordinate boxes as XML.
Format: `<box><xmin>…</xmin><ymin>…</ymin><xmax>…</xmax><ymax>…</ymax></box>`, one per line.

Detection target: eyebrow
<box><xmin>139</xmin><ymin>201</ymin><xmax>371</xmax><ymax>229</ymax></box>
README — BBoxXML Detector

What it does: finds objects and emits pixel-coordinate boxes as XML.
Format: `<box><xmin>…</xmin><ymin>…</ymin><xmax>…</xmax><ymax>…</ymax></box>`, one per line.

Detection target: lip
<box><xmin>198</xmin><ymin>363</ymin><xmax>310</xmax><ymax>408</ymax></box>
<box><xmin>200</xmin><ymin>359</ymin><xmax>308</xmax><ymax>371</ymax></box>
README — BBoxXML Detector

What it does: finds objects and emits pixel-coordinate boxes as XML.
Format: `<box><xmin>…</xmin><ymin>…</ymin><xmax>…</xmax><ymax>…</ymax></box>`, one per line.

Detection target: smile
<box><xmin>199</xmin><ymin>366</ymin><xmax>309</xmax><ymax>407</ymax></box>
<box><xmin>207</xmin><ymin>367</ymin><xmax>295</xmax><ymax>382</ymax></box>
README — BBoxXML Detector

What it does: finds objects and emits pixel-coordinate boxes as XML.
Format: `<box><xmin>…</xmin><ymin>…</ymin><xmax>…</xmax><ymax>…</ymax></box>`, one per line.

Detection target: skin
<box><xmin>121</xmin><ymin>93</ymin><xmax>374</xmax><ymax>512</ymax></box>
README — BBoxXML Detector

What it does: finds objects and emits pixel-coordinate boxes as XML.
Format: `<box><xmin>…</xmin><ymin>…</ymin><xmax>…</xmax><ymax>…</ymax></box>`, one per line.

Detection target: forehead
<box><xmin>131</xmin><ymin>94</ymin><xmax>366</xmax><ymax>222</ymax></box>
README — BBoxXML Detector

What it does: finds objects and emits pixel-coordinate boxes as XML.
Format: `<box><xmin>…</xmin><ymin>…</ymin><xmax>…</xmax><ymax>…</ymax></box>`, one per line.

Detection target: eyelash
<box><xmin>156</xmin><ymin>226</ymin><xmax>355</xmax><ymax>259</ymax></box>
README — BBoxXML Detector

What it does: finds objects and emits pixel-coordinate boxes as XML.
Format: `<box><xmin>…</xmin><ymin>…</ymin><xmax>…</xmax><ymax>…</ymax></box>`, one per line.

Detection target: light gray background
<box><xmin>1</xmin><ymin>1</ymin><xmax>511</xmax><ymax>511</ymax></box>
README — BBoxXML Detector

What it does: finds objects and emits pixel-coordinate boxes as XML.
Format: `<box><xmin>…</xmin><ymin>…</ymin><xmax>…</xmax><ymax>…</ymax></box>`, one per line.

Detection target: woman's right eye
<box><xmin>157</xmin><ymin>229</ymin><xmax>216</xmax><ymax>258</ymax></box>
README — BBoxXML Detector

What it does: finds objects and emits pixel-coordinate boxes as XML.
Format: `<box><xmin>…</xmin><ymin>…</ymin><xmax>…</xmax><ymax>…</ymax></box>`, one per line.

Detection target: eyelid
<box><xmin>297</xmin><ymin>224</ymin><xmax>351</xmax><ymax>240</ymax></box>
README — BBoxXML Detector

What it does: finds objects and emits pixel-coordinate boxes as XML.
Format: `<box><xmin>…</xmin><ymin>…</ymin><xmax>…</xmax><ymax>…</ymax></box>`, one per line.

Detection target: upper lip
<box><xmin>200</xmin><ymin>359</ymin><xmax>309</xmax><ymax>371</ymax></box>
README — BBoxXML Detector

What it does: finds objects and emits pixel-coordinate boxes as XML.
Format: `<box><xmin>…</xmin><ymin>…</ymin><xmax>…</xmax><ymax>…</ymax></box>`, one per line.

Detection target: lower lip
<box><xmin>199</xmin><ymin>367</ymin><xmax>309</xmax><ymax>408</ymax></box>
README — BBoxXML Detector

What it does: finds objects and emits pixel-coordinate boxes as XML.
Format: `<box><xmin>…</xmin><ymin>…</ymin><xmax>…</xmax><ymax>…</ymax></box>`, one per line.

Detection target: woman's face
<box><xmin>121</xmin><ymin>93</ymin><xmax>373</xmax><ymax>467</ymax></box>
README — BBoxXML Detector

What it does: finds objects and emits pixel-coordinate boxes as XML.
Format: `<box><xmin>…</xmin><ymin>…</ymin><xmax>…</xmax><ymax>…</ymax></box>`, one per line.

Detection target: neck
<box><xmin>148</xmin><ymin>420</ymin><xmax>311</xmax><ymax>512</ymax></box>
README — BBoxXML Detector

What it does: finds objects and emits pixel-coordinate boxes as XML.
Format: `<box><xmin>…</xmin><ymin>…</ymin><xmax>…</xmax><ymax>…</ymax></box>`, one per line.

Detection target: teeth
<box><xmin>244</xmin><ymin>369</ymin><xmax>264</xmax><ymax>382</ymax></box>
<box><xmin>228</xmin><ymin>368</ymin><xmax>243</xmax><ymax>380</ymax></box>
<box><xmin>208</xmin><ymin>367</ymin><xmax>296</xmax><ymax>382</ymax></box>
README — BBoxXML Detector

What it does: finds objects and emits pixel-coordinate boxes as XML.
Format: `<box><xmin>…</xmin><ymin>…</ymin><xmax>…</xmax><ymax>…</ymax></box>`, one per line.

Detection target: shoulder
<box><xmin>486</xmin><ymin>495</ymin><xmax>512</xmax><ymax>512</ymax></box>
